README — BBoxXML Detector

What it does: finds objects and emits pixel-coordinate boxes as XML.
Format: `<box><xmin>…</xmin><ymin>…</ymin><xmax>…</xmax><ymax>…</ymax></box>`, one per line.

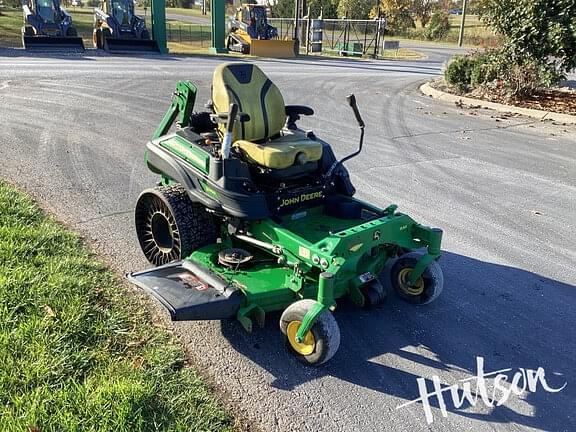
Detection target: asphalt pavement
<box><xmin>0</xmin><ymin>50</ymin><xmax>574</xmax><ymax>432</ymax></box>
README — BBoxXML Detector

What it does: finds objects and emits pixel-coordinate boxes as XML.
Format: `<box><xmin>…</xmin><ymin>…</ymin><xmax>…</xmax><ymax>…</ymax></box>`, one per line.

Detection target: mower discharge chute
<box><xmin>21</xmin><ymin>0</ymin><xmax>84</xmax><ymax>51</ymax></box>
<box><xmin>93</xmin><ymin>0</ymin><xmax>158</xmax><ymax>53</ymax></box>
<box><xmin>128</xmin><ymin>63</ymin><xmax>444</xmax><ymax>365</ymax></box>
<box><xmin>227</xmin><ymin>4</ymin><xmax>295</xmax><ymax>58</ymax></box>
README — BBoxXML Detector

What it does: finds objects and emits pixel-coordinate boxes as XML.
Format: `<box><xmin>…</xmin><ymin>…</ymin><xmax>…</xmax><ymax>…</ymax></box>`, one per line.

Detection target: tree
<box><xmin>273</xmin><ymin>0</ymin><xmax>338</xmax><ymax>18</ymax></box>
<box><xmin>371</xmin><ymin>0</ymin><xmax>414</xmax><ymax>32</ymax></box>
<box><xmin>337</xmin><ymin>0</ymin><xmax>373</xmax><ymax>19</ymax></box>
<box><xmin>424</xmin><ymin>10</ymin><xmax>449</xmax><ymax>39</ymax></box>
<box><xmin>309</xmin><ymin>0</ymin><xmax>339</xmax><ymax>18</ymax></box>
<box><xmin>272</xmin><ymin>0</ymin><xmax>294</xmax><ymax>18</ymax></box>
<box><xmin>481</xmin><ymin>0</ymin><xmax>576</xmax><ymax>74</ymax></box>
<box><xmin>411</xmin><ymin>0</ymin><xmax>435</xmax><ymax>27</ymax></box>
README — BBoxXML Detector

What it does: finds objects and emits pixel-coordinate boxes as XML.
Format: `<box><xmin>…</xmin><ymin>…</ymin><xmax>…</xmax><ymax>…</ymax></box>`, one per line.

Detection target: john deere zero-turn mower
<box><xmin>128</xmin><ymin>63</ymin><xmax>444</xmax><ymax>365</ymax></box>
<box><xmin>21</xmin><ymin>0</ymin><xmax>84</xmax><ymax>50</ymax></box>
<box><xmin>93</xmin><ymin>0</ymin><xmax>158</xmax><ymax>52</ymax></box>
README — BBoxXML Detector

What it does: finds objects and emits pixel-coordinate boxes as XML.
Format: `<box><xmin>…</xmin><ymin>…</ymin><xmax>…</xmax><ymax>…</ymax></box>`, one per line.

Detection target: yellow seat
<box><xmin>234</xmin><ymin>131</ymin><xmax>323</xmax><ymax>170</ymax></box>
<box><xmin>212</xmin><ymin>63</ymin><xmax>322</xmax><ymax>169</ymax></box>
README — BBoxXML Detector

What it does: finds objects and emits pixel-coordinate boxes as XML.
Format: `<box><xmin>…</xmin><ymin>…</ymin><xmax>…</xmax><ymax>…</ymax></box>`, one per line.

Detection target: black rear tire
<box><xmin>22</xmin><ymin>26</ymin><xmax>34</xmax><ymax>36</ymax></box>
<box><xmin>101</xmin><ymin>27</ymin><xmax>112</xmax><ymax>48</ymax></box>
<box><xmin>66</xmin><ymin>26</ymin><xmax>78</xmax><ymax>37</ymax></box>
<box><xmin>93</xmin><ymin>28</ymin><xmax>103</xmax><ymax>49</ymax></box>
<box><xmin>135</xmin><ymin>184</ymin><xmax>218</xmax><ymax>266</ymax></box>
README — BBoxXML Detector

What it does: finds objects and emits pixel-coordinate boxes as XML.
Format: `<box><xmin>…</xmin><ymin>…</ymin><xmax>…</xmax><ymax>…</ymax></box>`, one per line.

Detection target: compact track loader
<box><xmin>21</xmin><ymin>0</ymin><xmax>84</xmax><ymax>50</ymax></box>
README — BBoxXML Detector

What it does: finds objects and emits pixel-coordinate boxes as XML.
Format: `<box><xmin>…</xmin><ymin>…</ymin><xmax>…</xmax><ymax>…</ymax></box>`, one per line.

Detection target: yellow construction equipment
<box><xmin>227</xmin><ymin>4</ymin><xmax>295</xmax><ymax>58</ymax></box>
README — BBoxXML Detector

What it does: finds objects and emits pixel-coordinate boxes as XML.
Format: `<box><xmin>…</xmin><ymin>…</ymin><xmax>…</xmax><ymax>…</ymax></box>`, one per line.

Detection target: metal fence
<box><xmin>268</xmin><ymin>18</ymin><xmax>388</xmax><ymax>58</ymax></box>
<box><xmin>166</xmin><ymin>23</ymin><xmax>212</xmax><ymax>47</ymax></box>
<box><xmin>322</xmin><ymin>19</ymin><xmax>384</xmax><ymax>57</ymax></box>
<box><xmin>164</xmin><ymin>18</ymin><xmax>393</xmax><ymax>58</ymax></box>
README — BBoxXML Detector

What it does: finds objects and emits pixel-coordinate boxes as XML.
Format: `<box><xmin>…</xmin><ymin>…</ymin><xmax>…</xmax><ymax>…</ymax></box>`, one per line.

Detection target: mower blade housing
<box><xmin>127</xmin><ymin>260</ymin><xmax>243</xmax><ymax>321</ymax></box>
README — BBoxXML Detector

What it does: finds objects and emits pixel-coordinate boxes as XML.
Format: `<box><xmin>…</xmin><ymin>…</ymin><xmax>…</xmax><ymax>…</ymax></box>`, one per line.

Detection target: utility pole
<box><xmin>294</xmin><ymin>0</ymin><xmax>301</xmax><ymax>55</ymax></box>
<box><xmin>457</xmin><ymin>0</ymin><xmax>468</xmax><ymax>47</ymax></box>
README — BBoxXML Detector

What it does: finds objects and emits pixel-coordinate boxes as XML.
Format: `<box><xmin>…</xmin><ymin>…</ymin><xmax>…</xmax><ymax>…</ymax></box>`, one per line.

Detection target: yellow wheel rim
<box><xmin>286</xmin><ymin>321</ymin><xmax>315</xmax><ymax>356</ymax></box>
<box><xmin>397</xmin><ymin>268</ymin><xmax>425</xmax><ymax>296</ymax></box>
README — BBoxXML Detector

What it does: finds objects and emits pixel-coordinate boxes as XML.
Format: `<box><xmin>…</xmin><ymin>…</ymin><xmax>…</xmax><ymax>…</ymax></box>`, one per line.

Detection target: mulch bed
<box><xmin>432</xmin><ymin>80</ymin><xmax>576</xmax><ymax>115</ymax></box>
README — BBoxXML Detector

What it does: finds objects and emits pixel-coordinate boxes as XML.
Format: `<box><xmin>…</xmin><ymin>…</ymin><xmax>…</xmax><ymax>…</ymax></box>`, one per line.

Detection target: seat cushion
<box><xmin>234</xmin><ymin>131</ymin><xmax>323</xmax><ymax>170</ymax></box>
<box><xmin>212</xmin><ymin>63</ymin><xmax>286</xmax><ymax>142</ymax></box>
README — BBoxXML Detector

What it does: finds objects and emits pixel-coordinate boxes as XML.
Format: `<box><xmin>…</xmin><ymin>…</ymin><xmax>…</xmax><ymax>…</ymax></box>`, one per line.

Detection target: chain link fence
<box><xmin>268</xmin><ymin>18</ymin><xmax>389</xmax><ymax>58</ymax></box>
<box><xmin>164</xmin><ymin>18</ymin><xmax>396</xmax><ymax>58</ymax></box>
<box><xmin>166</xmin><ymin>22</ymin><xmax>211</xmax><ymax>48</ymax></box>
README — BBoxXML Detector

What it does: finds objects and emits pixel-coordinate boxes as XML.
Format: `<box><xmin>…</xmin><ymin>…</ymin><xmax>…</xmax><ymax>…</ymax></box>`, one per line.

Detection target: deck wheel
<box><xmin>390</xmin><ymin>252</ymin><xmax>444</xmax><ymax>305</ymax></box>
<box><xmin>280</xmin><ymin>299</ymin><xmax>340</xmax><ymax>365</ymax></box>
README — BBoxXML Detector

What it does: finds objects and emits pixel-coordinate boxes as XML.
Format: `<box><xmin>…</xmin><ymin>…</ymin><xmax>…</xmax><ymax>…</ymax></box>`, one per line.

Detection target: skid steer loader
<box><xmin>227</xmin><ymin>4</ymin><xmax>295</xmax><ymax>58</ymax></box>
<box><xmin>21</xmin><ymin>0</ymin><xmax>84</xmax><ymax>50</ymax></box>
<box><xmin>93</xmin><ymin>0</ymin><xmax>158</xmax><ymax>53</ymax></box>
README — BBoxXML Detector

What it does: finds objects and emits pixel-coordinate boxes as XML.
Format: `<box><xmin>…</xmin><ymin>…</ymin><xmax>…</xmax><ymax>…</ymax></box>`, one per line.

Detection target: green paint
<box><xmin>152</xmin><ymin>81</ymin><xmax>197</xmax><ymax>140</ymax></box>
<box><xmin>151</xmin><ymin>0</ymin><xmax>167</xmax><ymax>53</ymax></box>
<box><xmin>160</xmin><ymin>135</ymin><xmax>210</xmax><ymax>173</ymax></box>
<box><xmin>200</xmin><ymin>180</ymin><xmax>220</xmax><ymax>199</ymax></box>
<box><xmin>183</xmin><ymin>202</ymin><xmax>442</xmax><ymax>332</ymax></box>
<box><xmin>210</xmin><ymin>0</ymin><xmax>227</xmax><ymax>53</ymax></box>
<box><xmin>296</xmin><ymin>301</ymin><xmax>325</xmax><ymax>342</ymax></box>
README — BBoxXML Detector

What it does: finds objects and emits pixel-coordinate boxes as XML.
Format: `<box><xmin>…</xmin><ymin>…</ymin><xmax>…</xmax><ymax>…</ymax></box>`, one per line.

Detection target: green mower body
<box><xmin>129</xmin><ymin>63</ymin><xmax>444</xmax><ymax>365</ymax></box>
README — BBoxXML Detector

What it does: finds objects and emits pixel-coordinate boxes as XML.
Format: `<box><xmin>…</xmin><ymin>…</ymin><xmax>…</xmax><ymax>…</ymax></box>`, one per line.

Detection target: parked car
<box><xmin>71</xmin><ymin>0</ymin><xmax>83</xmax><ymax>6</ymax></box>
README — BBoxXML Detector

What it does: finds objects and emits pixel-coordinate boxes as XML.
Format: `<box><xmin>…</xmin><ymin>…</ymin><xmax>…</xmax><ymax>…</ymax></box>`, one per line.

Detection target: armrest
<box><xmin>285</xmin><ymin>105</ymin><xmax>314</xmax><ymax>130</ymax></box>
<box><xmin>285</xmin><ymin>105</ymin><xmax>314</xmax><ymax>117</ymax></box>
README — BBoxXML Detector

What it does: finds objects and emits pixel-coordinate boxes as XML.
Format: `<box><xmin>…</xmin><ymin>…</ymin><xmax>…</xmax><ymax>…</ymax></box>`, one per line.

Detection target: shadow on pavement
<box><xmin>221</xmin><ymin>251</ymin><xmax>575</xmax><ymax>431</ymax></box>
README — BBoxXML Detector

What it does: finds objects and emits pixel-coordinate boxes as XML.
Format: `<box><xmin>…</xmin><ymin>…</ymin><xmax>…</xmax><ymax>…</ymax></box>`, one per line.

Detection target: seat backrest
<box><xmin>212</xmin><ymin>63</ymin><xmax>285</xmax><ymax>142</ymax></box>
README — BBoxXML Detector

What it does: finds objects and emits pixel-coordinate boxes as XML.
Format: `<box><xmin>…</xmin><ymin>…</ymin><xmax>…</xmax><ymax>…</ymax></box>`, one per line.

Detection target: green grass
<box><xmin>0</xmin><ymin>7</ymin><xmax>95</xmax><ymax>47</ymax></box>
<box><xmin>0</xmin><ymin>180</ymin><xmax>236</xmax><ymax>432</ymax></box>
<box><xmin>407</xmin><ymin>14</ymin><xmax>500</xmax><ymax>47</ymax></box>
<box><xmin>166</xmin><ymin>7</ymin><xmax>210</xmax><ymax>18</ymax></box>
<box><xmin>0</xmin><ymin>8</ymin><xmax>22</xmax><ymax>47</ymax></box>
<box><xmin>446</xmin><ymin>14</ymin><xmax>499</xmax><ymax>46</ymax></box>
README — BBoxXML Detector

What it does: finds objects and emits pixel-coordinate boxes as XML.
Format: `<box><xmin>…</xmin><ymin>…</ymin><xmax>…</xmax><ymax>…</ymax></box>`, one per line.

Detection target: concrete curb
<box><xmin>420</xmin><ymin>81</ymin><xmax>576</xmax><ymax>124</ymax></box>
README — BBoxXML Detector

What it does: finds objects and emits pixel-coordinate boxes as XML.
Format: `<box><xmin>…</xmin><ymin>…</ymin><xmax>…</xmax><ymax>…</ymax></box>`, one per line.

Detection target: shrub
<box><xmin>498</xmin><ymin>55</ymin><xmax>559</xmax><ymax>98</ymax></box>
<box><xmin>445</xmin><ymin>49</ymin><xmax>561</xmax><ymax>98</ymax></box>
<box><xmin>424</xmin><ymin>11</ymin><xmax>450</xmax><ymax>40</ymax></box>
<box><xmin>481</xmin><ymin>0</ymin><xmax>576</xmax><ymax>77</ymax></box>
<box><xmin>444</xmin><ymin>55</ymin><xmax>476</xmax><ymax>91</ymax></box>
<box><xmin>469</xmin><ymin>50</ymin><xmax>500</xmax><ymax>87</ymax></box>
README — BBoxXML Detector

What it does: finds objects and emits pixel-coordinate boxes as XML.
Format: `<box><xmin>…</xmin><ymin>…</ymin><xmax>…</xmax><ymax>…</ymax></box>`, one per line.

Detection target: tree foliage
<box><xmin>273</xmin><ymin>0</ymin><xmax>339</xmax><ymax>18</ymax></box>
<box><xmin>423</xmin><ymin>10</ymin><xmax>449</xmax><ymax>39</ymax></box>
<box><xmin>337</xmin><ymin>0</ymin><xmax>373</xmax><ymax>19</ymax></box>
<box><xmin>481</xmin><ymin>0</ymin><xmax>576</xmax><ymax>74</ymax></box>
<box><xmin>371</xmin><ymin>0</ymin><xmax>414</xmax><ymax>32</ymax></box>
<box><xmin>411</xmin><ymin>0</ymin><xmax>435</xmax><ymax>27</ymax></box>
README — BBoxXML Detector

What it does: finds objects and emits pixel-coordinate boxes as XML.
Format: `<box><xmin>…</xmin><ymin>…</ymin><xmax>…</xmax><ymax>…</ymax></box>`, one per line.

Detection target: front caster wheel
<box><xmin>135</xmin><ymin>184</ymin><xmax>217</xmax><ymax>266</ymax></box>
<box><xmin>390</xmin><ymin>252</ymin><xmax>443</xmax><ymax>305</ymax></box>
<box><xmin>280</xmin><ymin>299</ymin><xmax>340</xmax><ymax>366</ymax></box>
<box><xmin>361</xmin><ymin>279</ymin><xmax>388</xmax><ymax>309</ymax></box>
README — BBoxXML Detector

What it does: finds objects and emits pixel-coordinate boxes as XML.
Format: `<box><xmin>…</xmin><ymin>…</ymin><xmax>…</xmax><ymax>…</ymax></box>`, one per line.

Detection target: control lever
<box><xmin>326</xmin><ymin>94</ymin><xmax>366</xmax><ymax>177</ymax></box>
<box><xmin>346</xmin><ymin>94</ymin><xmax>365</xmax><ymax>128</ymax></box>
<box><xmin>221</xmin><ymin>103</ymin><xmax>238</xmax><ymax>159</ymax></box>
